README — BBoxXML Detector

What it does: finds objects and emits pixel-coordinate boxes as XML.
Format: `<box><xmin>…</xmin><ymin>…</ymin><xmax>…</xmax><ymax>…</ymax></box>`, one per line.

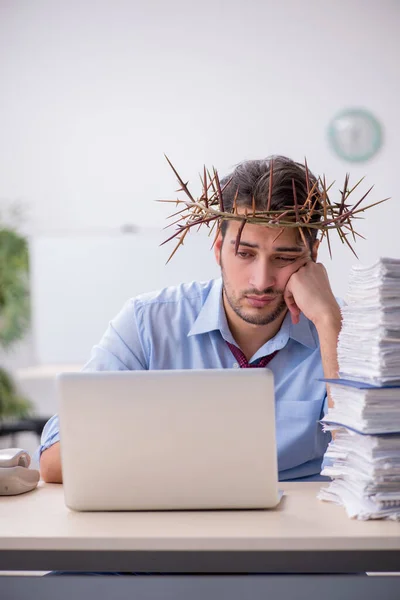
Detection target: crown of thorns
<box><xmin>158</xmin><ymin>155</ymin><xmax>389</xmax><ymax>263</ymax></box>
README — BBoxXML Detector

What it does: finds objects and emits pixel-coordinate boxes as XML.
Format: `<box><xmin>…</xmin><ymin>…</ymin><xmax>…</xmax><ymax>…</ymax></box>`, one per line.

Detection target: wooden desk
<box><xmin>1</xmin><ymin>482</ymin><xmax>400</xmax><ymax>573</ymax></box>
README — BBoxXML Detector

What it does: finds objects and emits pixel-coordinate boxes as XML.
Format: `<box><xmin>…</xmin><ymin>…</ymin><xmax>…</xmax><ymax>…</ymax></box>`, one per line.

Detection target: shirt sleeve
<box><xmin>82</xmin><ymin>298</ymin><xmax>148</xmax><ymax>371</ymax></box>
<box><xmin>38</xmin><ymin>298</ymin><xmax>148</xmax><ymax>457</ymax></box>
<box><xmin>37</xmin><ymin>414</ymin><xmax>61</xmax><ymax>459</ymax></box>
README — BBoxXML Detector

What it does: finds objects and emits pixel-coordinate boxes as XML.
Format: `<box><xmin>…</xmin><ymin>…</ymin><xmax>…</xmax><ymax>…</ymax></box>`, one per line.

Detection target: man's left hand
<box><xmin>283</xmin><ymin>261</ymin><xmax>341</xmax><ymax>328</ymax></box>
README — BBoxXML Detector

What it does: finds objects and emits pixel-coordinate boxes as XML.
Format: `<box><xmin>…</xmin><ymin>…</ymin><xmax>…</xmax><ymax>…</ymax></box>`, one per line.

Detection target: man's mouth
<box><xmin>245</xmin><ymin>295</ymin><xmax>277</xmax><ymax>308</ymax></box>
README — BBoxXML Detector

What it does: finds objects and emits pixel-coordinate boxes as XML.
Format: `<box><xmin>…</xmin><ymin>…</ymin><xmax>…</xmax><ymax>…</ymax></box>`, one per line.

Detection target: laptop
<box><xmin>57</xmin><ymin>369</ymin><xmax>279</xmax><ymax>511</ymax></box>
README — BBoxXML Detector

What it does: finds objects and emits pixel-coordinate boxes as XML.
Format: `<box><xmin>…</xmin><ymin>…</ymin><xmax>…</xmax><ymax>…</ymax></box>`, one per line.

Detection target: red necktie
<box><xmin>226</xmin><ymin>341</ymin><xmax>278</xmax><ymax>368</ymax></box>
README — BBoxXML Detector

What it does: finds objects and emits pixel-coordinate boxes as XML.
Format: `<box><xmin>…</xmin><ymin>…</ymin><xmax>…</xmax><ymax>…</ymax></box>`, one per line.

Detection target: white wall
<box><xmin>29</xmin><ymin>230</ymin><xmax>220</xmax><ymax>364</ymax></box>
<box><xmin>0</xmin><ymin>0</ymin><xmax>399</xmax><ymax>369</ymax></box>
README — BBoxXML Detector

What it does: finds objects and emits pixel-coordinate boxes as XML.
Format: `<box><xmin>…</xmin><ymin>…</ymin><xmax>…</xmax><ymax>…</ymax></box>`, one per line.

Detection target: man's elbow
<box><xmin>40</xmin><ymin>442</ymin><xmax>63</xmax><ymax>483</ymax></box>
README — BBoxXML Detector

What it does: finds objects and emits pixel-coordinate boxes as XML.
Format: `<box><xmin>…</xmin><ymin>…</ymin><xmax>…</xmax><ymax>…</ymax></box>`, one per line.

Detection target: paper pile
<box><xmin>318</xmin><ymin>258</ymin><xmax>400</xmax><ymax>520</ymax></box>
<box><xmin>337</xmin><ymin>257</ymin><xmax>400</xmax><ymax>385</ymax></box>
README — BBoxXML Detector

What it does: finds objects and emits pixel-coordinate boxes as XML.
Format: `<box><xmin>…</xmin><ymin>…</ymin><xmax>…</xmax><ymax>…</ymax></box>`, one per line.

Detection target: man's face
<box><xmin>214</xmin><ymin>220</ymin><xmax>317</xmax><ymax>326</ymax></box>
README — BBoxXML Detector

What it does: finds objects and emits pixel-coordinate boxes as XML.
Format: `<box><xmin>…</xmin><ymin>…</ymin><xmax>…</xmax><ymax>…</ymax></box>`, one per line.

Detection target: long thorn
<box><xmin>164</xmin><ymin>154</ymin><xmax>196</xmax><ymax>203</ymax></box>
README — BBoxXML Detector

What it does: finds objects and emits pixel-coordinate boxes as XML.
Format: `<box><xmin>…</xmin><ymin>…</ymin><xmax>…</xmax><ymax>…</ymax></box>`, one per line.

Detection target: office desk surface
<box><xmin>1</xmin><ymin>482</ymin><xmax>400</xmax><ymax>573</ymax></box>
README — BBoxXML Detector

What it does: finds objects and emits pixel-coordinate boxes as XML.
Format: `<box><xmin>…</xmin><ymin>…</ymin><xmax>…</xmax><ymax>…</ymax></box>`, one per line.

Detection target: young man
<box><xmin>40</xmin><ymin>156</ymin><xmax>342</xmax><ymax>484</ymax></box>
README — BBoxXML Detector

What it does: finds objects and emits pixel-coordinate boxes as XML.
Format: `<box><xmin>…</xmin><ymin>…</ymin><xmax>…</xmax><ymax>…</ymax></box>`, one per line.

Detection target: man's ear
<box><xmin>311</xmin><ymin>239</ymin><xmax>320</xmax><ymax>262</ymax></box>
<box><xmin>214</xmin><ymin>232</ymin><xmax>223</xmax><ymax>266</ymax></box>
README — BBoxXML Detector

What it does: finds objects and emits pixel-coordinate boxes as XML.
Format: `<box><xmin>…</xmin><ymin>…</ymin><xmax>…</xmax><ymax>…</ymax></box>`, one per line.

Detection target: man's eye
<box><xmin>237</xmin><ymin>252</ymin><xmax>253</xmax><ymax>259</ymax></box>
<box><xmin>275</xmin><ymin>256</ymin><xmax>296</xmax><ymax>263</ymax></box>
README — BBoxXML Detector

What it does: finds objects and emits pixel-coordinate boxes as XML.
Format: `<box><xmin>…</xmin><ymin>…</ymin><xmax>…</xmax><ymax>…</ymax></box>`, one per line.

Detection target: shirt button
<box><xmin>233</xmin><ymin>362</ymin><xmax>239</xmax><ymax>369</ymax></box>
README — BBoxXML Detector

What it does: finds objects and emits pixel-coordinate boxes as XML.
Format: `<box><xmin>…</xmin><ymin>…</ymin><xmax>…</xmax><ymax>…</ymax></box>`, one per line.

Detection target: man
<box><xmin>39</xmin><ymin>155</ymin><xmax>342</xmax><ymax>484</ymax></box>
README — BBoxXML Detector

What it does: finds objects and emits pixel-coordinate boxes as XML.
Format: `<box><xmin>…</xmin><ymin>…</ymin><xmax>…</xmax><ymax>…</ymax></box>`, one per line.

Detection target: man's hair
<box><xmin>220</xmin><ymin>155</ymin><xmax>321</xmax><ymax>248</ymax></box>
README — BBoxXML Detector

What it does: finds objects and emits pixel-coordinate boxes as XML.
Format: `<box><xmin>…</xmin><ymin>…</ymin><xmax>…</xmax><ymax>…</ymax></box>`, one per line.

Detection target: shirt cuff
<box><xmin>37</xmin><ymin>414</ymin><xmax>60</xmax><ymax>460</ymax></box>
<box><xmin>39</xmin><ymin>431</ymin><xmax>60</xmax><ymax>453</ymax></box>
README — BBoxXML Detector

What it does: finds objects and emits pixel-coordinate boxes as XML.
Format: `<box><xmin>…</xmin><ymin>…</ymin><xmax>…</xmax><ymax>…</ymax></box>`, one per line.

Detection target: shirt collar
<box><xmin>250</xmin><ymin>311</ymin><xmax>317</xmax><ymax>361</ymax></box>
<box><xmin>188</xmin><ymin>278</ymin><xmax>235</xmax><ymax>343</ymax></box>
<box><xmin>188</xmin><ymin>278</ymin><xmax>317</xmax><ymax>350</ymax></box>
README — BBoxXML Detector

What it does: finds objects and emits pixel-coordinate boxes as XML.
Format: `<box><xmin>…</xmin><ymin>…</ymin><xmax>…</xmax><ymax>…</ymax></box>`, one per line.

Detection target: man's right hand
<box><xmin>40</xmin><ymin>442</ymin><xmax>63</xmax><ymax>483</ymax></box>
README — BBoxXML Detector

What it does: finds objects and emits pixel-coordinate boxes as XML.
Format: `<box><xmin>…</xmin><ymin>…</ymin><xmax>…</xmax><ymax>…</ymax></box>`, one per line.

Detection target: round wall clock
<box><xmin>328</xmin><ymin>108</ymin><xmax>383</xmax><ymax>162</ymax></box>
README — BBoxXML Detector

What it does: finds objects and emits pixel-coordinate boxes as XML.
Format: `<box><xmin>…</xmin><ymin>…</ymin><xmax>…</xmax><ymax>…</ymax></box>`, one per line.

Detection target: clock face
<box><xmin>328</xmin><ymin>108</ymin><xmax>383</xmax><ymax>162</ymax></box>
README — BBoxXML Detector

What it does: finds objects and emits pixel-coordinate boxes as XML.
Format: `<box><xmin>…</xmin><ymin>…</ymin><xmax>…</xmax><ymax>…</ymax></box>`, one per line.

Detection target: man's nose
<box><xmin>249</xmin><ymin>260</ymin><xmax>276</xmax><ymax>291</ymax></box>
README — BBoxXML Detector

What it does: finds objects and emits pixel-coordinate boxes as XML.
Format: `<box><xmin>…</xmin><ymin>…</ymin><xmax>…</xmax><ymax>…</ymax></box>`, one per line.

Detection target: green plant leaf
<box><xmin>0</xmin><ymin>227</ymin><xmax>30</xmax><ymax>348</ymax></box>
<box><xmin>0</xmin><ymin>367</ymin><xmax>32</xmax><ymax>420</ymax></box>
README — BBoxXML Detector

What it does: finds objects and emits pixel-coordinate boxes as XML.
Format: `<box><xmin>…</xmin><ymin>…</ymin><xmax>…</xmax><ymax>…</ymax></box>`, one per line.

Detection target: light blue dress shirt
<box><xmin>40</xmin><ymin>278</ymin><xmax>331</xmax><ymax>481</ymax></box>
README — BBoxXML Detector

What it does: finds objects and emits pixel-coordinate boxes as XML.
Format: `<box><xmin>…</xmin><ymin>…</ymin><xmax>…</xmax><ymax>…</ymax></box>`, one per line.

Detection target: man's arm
<box><xmin>40</xmin><ymin>442</ymin><xmax>62</xmax><ymax>483</ymax></box>
<box><xmin>39</xmin><ymin>298</ymin><xmax>148</xmax><ymax>484</ymax></box>
<box><xmin>313</xmin><ymin>309</ymin><xmax>342</xmax><ymax>409</ymax></box>
<box><xmin>284</xmin><ymin>261</ymin><xmax>342</xmax><ymax>409</ymax></box>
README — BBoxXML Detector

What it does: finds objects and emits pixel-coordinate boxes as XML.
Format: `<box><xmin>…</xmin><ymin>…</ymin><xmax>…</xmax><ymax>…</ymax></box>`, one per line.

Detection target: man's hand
<box><xmin>40</xmin><ymin>442</ymin><xmax>63</xmax><ymax>483</ymax></box>
<box><xmin>283</xmin><ymin>261</ymin><xmax>341</xmax><ymax>327</ymax></box>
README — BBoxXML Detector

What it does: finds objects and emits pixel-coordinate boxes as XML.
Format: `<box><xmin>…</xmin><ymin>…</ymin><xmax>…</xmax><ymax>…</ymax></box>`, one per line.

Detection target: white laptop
<box><xmin>57</xmin><ymin>369</ymin><xmax>279</xmax><ymax>511</ymax></box>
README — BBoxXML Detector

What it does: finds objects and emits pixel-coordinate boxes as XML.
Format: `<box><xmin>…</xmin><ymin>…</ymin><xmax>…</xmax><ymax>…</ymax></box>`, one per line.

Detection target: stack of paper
<box><xmin>321</xmin><ymin>379</ymin><xmax>400</xmax><ymax>435</ymax></box>
<box><xmin>318</xmin><ymin>258</ymin><xmax>400</xmax><ymax>520</ymax></box>
<box><xmin>338</xmin><ymin>257</ymin><xmax>400</xmax><ymax>385</ymax></box>
<box><xmin>319</xmin><ymin>426</ymin><xmax>400</xmax><ymax>520</ymax></box>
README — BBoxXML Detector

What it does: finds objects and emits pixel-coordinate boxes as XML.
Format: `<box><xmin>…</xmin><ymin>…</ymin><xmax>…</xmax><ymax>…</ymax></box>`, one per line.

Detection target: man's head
<box><xmin>219</xmin><ymin>155</ymin><xmax>321</xmax><ymax>247</ymax></box>
<box><xmin>214</xmin><ymin>156</ymin><xmax>320</xmax><ymax>327</ymax></box>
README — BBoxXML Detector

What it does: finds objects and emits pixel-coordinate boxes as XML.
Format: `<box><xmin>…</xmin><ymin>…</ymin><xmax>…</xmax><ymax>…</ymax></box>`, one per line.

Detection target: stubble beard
<box><xmin>222</xmin><ymin>277</ymin><xmax>288</xmax><ymax>326</ymax></box>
